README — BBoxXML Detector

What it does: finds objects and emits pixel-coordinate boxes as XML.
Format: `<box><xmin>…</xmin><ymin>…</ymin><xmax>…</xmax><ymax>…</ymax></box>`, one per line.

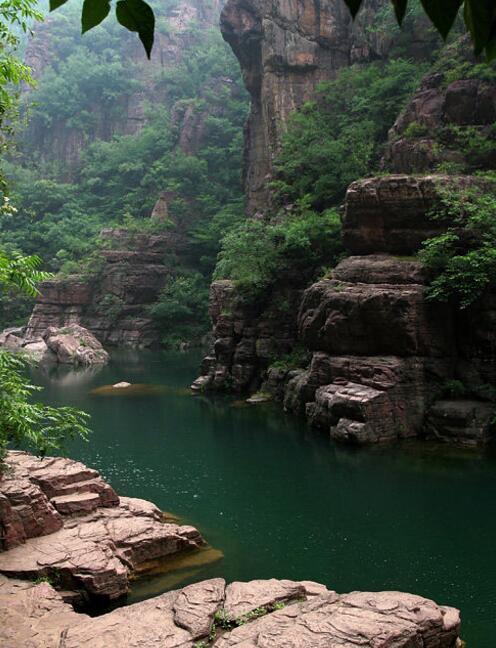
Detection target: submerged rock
<box><xmin>0</xmin><ymin>451</ymin><xmax>205</xmax><ymax>601</ymax></box>
<box><xmin>0</xmin><ymin>575</ymin><xmax>462</xmax><ymax>647</ymax></box>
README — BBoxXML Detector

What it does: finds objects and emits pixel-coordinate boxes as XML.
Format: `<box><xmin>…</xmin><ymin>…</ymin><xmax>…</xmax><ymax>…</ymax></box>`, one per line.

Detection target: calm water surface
<box><xmin>32</xmin><ymin>350</ymin><xmax>496</xmax><ymax>647</ymax></box>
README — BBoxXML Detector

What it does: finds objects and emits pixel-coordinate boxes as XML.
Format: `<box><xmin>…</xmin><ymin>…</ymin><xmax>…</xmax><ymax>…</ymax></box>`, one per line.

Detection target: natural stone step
<box><xmin>50</xmin><ymin>492</ymin><xmax>101</xmax><ymax>516</ymax></box>
<box><xmin>0</xmin><ymin>452</ymin><xmax>206</xmax><ymax>600</ymax></box>
<box><xmin>47</xmin><ymin>477</ymin><xmax>119</xmax><ymax>507</ymax></box>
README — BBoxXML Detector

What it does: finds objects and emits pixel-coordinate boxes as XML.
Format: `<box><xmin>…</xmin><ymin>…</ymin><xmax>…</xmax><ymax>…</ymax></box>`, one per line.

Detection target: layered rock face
<box><xmin>0</xmin><ymin>451</ymin><xmax>204</xmax><ymax>601</ymax></box>
<box><xmin>25</xmin><ymin>228</ymin><xmax>179</xmax><ymax>347</ymax></box>
<box><xmin>198</xmin><ymin>175</ymin><xmax>496</xmax><ymax>445</ymax></box>
<box><xmin>279</xmin><ymin>175</ymin><xmax>496</xmax><ymax>445</ymax></box>
<box><xmin>0</xmin><ymin>574</ymin><xmax>462</xmax><ymax>647</ymax></box>
<box><xmin>220</xmin><ymin>0</ymin><xmax>435</xmax><ymax>212</ymax></box>
<box><xmin>193</xmin><ymin>281</ymin><xmax>301</xmax><ymax>393</ymax></box>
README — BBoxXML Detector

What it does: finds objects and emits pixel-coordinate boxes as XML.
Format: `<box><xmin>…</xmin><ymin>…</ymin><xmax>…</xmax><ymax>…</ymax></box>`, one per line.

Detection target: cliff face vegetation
<box><xmin>195</xmin><ymin>0</ymin><xmax>496</xmax><ymax>446</ymax></box>
<box><xmin>0</xmin><ymin>0</ymin><xmax>249</xmax><ymax>345</ymax></box>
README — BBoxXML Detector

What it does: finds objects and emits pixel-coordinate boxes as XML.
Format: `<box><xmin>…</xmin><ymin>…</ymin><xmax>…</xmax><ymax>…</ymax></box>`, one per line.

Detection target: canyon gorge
<box><xmin>1</xmin><ymin>0</ymin><xmax>496</xmax><ymax>645</ymax></box>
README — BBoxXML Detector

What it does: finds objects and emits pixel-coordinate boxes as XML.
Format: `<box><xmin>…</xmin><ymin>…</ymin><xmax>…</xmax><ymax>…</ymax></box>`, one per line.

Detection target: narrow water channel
<box><xmin>32</xmin><ymin>350</ymin><xmax>496</xmax><ymax>647</ymax></box>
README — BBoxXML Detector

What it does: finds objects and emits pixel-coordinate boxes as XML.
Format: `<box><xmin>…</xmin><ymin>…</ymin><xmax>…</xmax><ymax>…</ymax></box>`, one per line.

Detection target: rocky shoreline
<box><xmin>0</xmin><ymin>574</ymin><xmax>462</xmax><ymax>647</ymax></box>
<box><xmin>0</xmin><ymin>452</ymin><xmax>464</xmax><ymax>647</ymax></box>
<box><xmin>0</xmin><ymin>451</ymin><xmax>205</xmax><ymax>602</ymax></box>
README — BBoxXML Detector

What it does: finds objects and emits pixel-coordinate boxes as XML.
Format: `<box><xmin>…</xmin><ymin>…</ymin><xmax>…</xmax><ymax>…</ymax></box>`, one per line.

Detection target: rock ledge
<box><xmin>0</xmin><ymin>575</ymin><xmax>462</xmax><ymax>647</ymax></box>
<box><xmin>0</xmin><ymin>451</ymin><xmax>205</xmax><ymax>600</ymax></box>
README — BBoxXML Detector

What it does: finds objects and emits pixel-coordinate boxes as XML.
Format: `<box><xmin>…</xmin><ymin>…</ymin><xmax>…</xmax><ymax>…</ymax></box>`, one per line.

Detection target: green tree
<box><xmin>0</xmin><ymin>251</ymin><xmax>90</xmax><ymax>463</ymax></box>
<box><xmin>419</xmin><ymin>176</ymin><xmax>496</xmax><ymax>308</ymax></box>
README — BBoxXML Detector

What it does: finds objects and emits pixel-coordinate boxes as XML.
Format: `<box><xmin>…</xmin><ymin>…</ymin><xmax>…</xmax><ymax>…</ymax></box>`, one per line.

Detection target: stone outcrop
<box><xmin>220</xmin><ymin>0</ymin><xmax>437</xmax><ymax>213</ymax></box>
<box><xmin>198</xmin><ymin>175</ymin><xmax>496</xmax><ymax>445</ymax></box>
<box><xmin>0</xmin><ymin>574</ymin><xmax>462</xmax><ymax>647</ymax></box>
<box><xmin>281</xmin><ymin>175</ymin><xmax>496</xmax><ymax>445</ymax></box>
<box><xmin>192</xmin><ymin>281</ymin><xmax>300</xmax><ymax>393</ymax></box>
<box><xmin>24</xmin><ymin>228</ymin><xmax>182</xmax><ymax>347</ymax></box>
<box><xmin>0</xmin><ymin>324</ymin><xmax>109</xmax><ymax>365</ymax></box>
<box><xmin>383</xmin><ymin>38</ymin><xmax>496</xmax><ymax>174</ymax></box>
<box><xmin>0</xmin><ymin>452</ymin><xmax>205</xmax><ymax>601</ymax></box>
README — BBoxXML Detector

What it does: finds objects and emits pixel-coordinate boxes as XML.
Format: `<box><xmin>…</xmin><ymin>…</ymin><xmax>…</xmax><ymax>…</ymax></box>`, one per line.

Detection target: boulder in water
<box><xmin>0</xmin><ymin>324</ymin><xmax>109</xmax><ymax>367</ymax></box>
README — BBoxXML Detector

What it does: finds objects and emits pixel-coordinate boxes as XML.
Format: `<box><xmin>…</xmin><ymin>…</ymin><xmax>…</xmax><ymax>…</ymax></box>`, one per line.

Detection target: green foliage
<box><xmin>1</xmin><ymin>11</ymin><xmax>248</xmax><ymax>278</ymax></box>
<box><xmin>419</xmin><ymin>177</ymin><xmax>496</xmax><ymax>307</ymax></box>
<box><xmin>148</xmin><ymin>272</ymin><xmax>210</xmax><ymax>347</ymax></box>
<box><xmin>214</xmin><ymin>208</ymin><xmax>343</xmax><ymax>302</ymax></box>
<box><xmin>272</xmin><ymin>59</ymin><xmax>427</xmax><ymax>209</ymax></box>
<box><xmin>270</xmin><ymin>346</ymin><xmax>311</xmax><ymax>372</ymax></box>
<box><xmin>0</xmin><ymin>249</ymin><xmax>49</xmax><ymax>295</ymax></box>
<box><xmin>0</xmin><ymin>0</ymin><xmax>42</xmax><ymax>191</ymax></box>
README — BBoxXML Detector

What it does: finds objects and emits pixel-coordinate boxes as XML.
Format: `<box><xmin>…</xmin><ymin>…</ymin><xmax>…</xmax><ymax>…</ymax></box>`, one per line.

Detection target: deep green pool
<box><xmin>32</xmin><ymin>350</ymin><xmax>496</xmax><ymax>646</ymax></box>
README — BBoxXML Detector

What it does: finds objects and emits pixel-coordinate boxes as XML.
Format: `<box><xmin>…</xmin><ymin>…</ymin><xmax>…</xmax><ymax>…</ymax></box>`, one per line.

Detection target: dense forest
<box><xmin>0</xmin><ymin>0</ymin><xmax>249</xmax><ymax>342</ymax></box>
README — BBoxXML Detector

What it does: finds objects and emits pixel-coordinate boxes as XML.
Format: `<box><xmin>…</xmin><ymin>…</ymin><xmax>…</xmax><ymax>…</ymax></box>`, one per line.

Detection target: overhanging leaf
<box><xmin>420</xmin><ymin>0</ymin><xmax>463</xmax><ymax>39</ymax></box>
<box><xmin>49</xmin><ymin>0</ymin><xmax>69</xmax><ymax>10</ymax></box>
<box><xmin>82</xmin><ymin>0</ymin><xmax>111</xmax><ymax>34</ymax></box>
<box><xmin>116</xmin><ymin>0</ymin><xmax>155</xmax><ymax>58</ymax></box>
<box><xmin>464</xmin><ymin>0</ymin><xmax>496</xmax><ymax>57</ymax></box>
<box><xmin>392</xmin><ymin>0</ymin><xmax>408</xmax><ymax>25</ymax></box>
<box><xmin>342</xmin><ymin>0</ymin><xmax>363</xmax><ymax>19</ymax></box>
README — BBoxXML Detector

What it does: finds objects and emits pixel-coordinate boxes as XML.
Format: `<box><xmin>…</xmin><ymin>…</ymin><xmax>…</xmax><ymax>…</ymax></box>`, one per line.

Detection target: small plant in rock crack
<box><xmin>213</xmin><ymin>608</ymin><xmax>232</xmax><ymax>630</ymax></box>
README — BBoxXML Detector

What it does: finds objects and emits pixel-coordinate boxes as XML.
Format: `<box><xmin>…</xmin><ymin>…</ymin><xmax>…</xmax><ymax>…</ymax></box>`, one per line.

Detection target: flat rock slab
<box><xmin>0</xmin><ymin>452</ymin><xmax>205</xmax><ymax>600</ymax></box>
<box><xmin>0</xmin><ymin>576</ymin><xmax>461</xmax><ymax>648</ymax></box>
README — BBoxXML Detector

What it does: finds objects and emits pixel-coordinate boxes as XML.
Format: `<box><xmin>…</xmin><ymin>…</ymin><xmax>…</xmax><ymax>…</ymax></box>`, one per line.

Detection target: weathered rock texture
<box><xmin>24</xmin><ymin>228</ymin><xmax>181</xmax><ymax>347</ymax></box>
<box><xmin>283</xmin><ymin>175</ymin><xmax>496</xmax><ymax>445</ymax></box>
<box><xmin>383</xmin><ymin>39</ymin><xmax>496</xmax><ymax>174</ymax></box>
<box><xmin>0</xmin><ymin>324</ymin><xmax>109</xmax><ymax>365</ymax></box>
<box><xmin>0</xmin><ymin>575</ymin><xmax>462</xmax><ymax>647</ymax></box>
<box><xmin>0</xmin><ymin>451</ymin><xmax>204</xmax><ymax>600</ymax></box>
<box><xmin>198</xmin><ymin>175</ymin><xmax>496</xmax><ymax>445</ymax></box>
<box><xmin>221</xmin><ymin>0</ymin><xmax>437</xmax><ymax>212</ymax></box>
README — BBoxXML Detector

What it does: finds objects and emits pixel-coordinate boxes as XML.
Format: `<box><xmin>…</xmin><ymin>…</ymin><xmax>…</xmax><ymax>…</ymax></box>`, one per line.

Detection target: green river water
<box><xmin>31</xmin><ymin>350</ymin><xmax>496</xmax><ymax>646</ymax></box>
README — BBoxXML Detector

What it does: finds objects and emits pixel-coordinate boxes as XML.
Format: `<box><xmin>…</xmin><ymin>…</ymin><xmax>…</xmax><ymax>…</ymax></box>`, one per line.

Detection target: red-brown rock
<box><xmin>0</xmin><ymin>576</ymin><xmax>462</xmax><ymax>648</ymax></box>
<box><xmin>0</xmin><ymin>452</ymin><xmax>205</xmax><ymax>600</ymax></box>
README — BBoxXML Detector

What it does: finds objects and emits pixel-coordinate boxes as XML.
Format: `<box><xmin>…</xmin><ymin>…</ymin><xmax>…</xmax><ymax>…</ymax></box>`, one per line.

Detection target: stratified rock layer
<box><xmin>0</xmin><ymin>575</ymin><xmax>462</xmax><ymax>647</ymax></box>
<box><xmin>24</xmin><ymin>228</ymin><xmax>181</xmax><ymax>347</ymax></box>
<box><xmin>383</xmin><ymin>39</ymin><xmax>496</xmax><ymax>174</ymax></box>
<box><xmin>198</xmin><ymin>175</ymin><xmax>496</xmax><ymax>445</ymax></box>
<box><xmin>0</xmin><ymin>452</ymin><xmax>204</xmax><ymax>600</ymax></box>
